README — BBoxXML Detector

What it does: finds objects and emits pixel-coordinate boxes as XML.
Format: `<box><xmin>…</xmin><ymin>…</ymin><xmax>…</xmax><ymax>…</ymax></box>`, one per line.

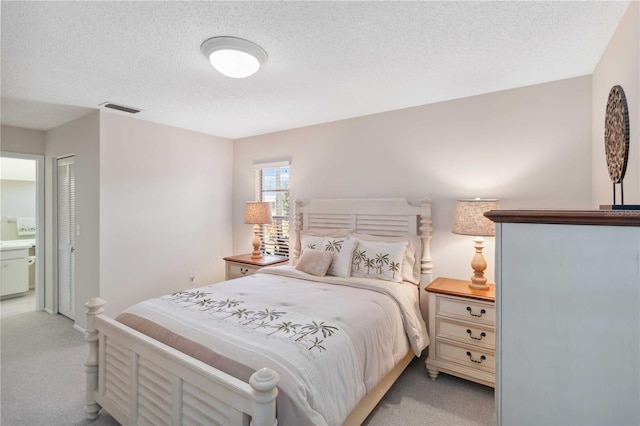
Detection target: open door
<box><xmin>0</xmin><ymin>152</ymin><xmax>44</xmax><ymax>311</ymax></box>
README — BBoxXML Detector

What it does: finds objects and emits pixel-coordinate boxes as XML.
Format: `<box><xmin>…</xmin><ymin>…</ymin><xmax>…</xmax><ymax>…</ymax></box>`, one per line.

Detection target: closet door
<box><xmin>57</xmin><ymin>156</ymin><xmax>75</xmax><ymax>319</ymax></box>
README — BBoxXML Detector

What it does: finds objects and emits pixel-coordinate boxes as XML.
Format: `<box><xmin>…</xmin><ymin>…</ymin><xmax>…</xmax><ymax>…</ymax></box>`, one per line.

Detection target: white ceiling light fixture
<box><xmin>200</xmin><ymin>36</ymin><xmax>268</xmax><ymax>79</ymax></box>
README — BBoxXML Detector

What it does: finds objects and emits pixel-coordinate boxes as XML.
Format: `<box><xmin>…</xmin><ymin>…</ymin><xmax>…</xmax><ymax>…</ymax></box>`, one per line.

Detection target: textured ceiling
<box><xmin>1</xmin><ymin>1</ymin><xmax>630</xmax><ymax>139</ymax></box>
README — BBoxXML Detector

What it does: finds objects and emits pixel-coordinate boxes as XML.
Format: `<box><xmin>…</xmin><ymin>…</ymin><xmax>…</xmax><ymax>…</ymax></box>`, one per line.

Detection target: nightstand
<box><xmin>223</xmin><ymin>254</ymin><xmax>289</xmax><ymax>280</ymax></box>
<box><xmin>425</xmin><ymin>277</ymin><xmax>496</xmax><ymax>387</ymax></box>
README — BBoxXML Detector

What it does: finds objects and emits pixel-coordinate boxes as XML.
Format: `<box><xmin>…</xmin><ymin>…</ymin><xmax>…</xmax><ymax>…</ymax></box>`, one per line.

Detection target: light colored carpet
<box><xmin>1</xmin><ymin>308</ymin><xmax>494</xmax><ymax>426</ymax></box>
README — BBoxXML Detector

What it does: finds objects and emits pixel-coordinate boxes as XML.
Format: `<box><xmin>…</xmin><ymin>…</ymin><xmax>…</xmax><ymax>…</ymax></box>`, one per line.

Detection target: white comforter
<box><xmin>120</xmin><ymin>266</ymin><xmax>429</xmax><ymax>425</ymax></box>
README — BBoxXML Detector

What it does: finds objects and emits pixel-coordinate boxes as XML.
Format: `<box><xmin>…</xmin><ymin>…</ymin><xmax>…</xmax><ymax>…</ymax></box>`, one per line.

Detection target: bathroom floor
<box><xmin>1</xmin><ymin>290</ymin><xmax>36</xmax><ymax>319</ymax></box>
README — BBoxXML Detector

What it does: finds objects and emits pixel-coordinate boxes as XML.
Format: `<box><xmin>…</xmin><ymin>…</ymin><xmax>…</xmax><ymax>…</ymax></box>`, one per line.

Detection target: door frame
<box><xmin>0</xmin><ymin>151</ymin><xmax>45</xmax><ymax>311</ymax></box>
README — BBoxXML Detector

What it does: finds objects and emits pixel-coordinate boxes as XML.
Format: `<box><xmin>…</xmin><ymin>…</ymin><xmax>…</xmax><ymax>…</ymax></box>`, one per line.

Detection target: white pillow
<box><xmin>321</xmin><ymin>236</ymin><xmax>358</xmax><ymax>278</ymax></box>
<box><xmin>295</xmin><ymin>249</ymin><xmax>334</xmax><ymax>277</ymax></box>
<box><xmin>300</xmin><ymin>235</ymin><xmax>324</xmax><ymax>252</ymax></box>
<box><xmin>351</xmin><ymin>239</ymin><xmax>408</xmax><ymax>283</ymax></box>
<box><xmin>350</xmin><ymin>233</ymin><xmax>422</xmax><ymax>284</ymax></box>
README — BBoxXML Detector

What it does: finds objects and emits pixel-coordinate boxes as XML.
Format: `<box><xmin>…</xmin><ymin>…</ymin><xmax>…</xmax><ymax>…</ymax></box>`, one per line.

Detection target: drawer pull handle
<box><xmin>466</xmin><ymin>329</ymin><xmax>486</xmax><ymax>340</ymax></box>
<box><xmin>466</xmin><ymin>351</ymin><xmax>486</xmax><ymax>364</ymax></box>
<box><xmin>240</xmin><ymin>268</ymin><xmax>249</xmax><ymax>275</ymax></box>
<box><xmin>466</xmin><ymin>306</ymin><xmax>486</xmax><ymax>317</ymax></box>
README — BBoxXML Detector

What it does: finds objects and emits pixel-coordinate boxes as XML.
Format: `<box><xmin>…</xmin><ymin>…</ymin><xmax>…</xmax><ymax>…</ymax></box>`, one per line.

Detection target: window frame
<box><xmin>254</xmin><ymin>162</ymin><xmax>290</xmax><ymax>258</ymax></box>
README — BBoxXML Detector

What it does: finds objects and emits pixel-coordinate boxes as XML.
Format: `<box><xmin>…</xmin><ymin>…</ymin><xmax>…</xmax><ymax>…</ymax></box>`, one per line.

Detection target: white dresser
<box><xmin>487</xmin><ymin>210</ymin><xmax>640</xmax><ymax>426</ymax></box>
<box><xmin>425</xmin><ymin>277</ymin><xmax>495</xmax><ymax>387</ymax></box>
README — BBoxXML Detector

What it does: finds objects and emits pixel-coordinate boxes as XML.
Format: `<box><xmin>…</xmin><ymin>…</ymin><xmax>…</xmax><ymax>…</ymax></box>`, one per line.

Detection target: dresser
<box><xmin>425</xmin><ymin>277</ymin><xmax>495</xmax><ymax>387</ymax></box>
<box><xmin>486</xmin><ymin>210</ymin><xmax>640</xmax><ymax>425</ymax></box>
<box><xmin>223</xmin><ymin>253</ymin><xmax>288</xmax><ymax>280</ymax></box>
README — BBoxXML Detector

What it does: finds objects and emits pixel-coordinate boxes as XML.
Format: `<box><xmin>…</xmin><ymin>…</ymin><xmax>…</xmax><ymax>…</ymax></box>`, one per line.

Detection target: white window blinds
<box><xmin>254</xmin><ymin>162</ymin><xmax>290</xmax><ymax>257</ymax></box>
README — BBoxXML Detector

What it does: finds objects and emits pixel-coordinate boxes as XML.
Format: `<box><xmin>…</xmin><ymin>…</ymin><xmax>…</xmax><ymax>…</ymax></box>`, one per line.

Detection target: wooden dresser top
<box><xmin>426</xmin><ymin>277</ymin><xmax>495</xmax><ymax>302</ymax></box>
<box><xmin>485</xmin><ymin>209</ymin><xmax>640</xmax><ymax>227</ymax></box>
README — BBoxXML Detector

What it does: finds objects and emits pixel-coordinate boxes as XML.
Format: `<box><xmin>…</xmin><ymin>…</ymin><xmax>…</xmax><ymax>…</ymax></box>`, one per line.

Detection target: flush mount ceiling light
<box><xmin>200</xmin><ymin>36</ymin><xmax>268</xmax><ymax>79</ymax></box>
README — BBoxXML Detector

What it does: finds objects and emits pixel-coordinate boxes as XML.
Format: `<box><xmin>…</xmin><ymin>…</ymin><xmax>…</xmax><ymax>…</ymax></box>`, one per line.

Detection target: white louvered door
<box><xmin>57</xmin><ymin>156</ymin><xmax>75</xmax><ymax>319</ymax></box>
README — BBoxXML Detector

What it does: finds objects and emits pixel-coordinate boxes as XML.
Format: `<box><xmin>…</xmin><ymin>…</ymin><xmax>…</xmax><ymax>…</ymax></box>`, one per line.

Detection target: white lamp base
<box><xmin>251</xmin><ymin>225</ymin><xmax>263</xmax><ymax>259</ymax></box>
<box><xmin>469</xmin><ymin>236</ymin><xmax>490</xmax><ymax>291</ymax></box>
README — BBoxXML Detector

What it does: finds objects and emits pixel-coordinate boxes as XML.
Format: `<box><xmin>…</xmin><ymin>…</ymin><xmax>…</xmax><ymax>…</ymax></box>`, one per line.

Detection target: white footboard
<box><xmin>84</xmin><ymin>298</ymin><xmax>279</xmax><ymax>426</ymax></box>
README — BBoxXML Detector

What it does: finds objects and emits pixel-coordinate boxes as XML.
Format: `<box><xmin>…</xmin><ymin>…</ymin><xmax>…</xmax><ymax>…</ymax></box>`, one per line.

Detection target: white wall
<box><xmin>1</xmin><ymin>126</ymin><xmax>44</xmax><ymax>242</ymax></box>
<box><xmin>233</xmin><ymin>76</ymin><xmax>593</xmax><ymax>283</ymax></box>
<box><xmin>0</xmin><ymin>180</ymin><xmax>36</xmax><ymax>240</ymax></box>
<box><xmin>45</xmin><ymin>112</ymin><xmax>101</xmax><ymax>323</ymax></box>
<box><xmin>592</xmin><ymin>1</ymin><xmax>639</xmax><ymax>206</ymax></box>
<box><xmin>98</xmin><ymin>112</ymin><xmax>234</xmax><ymax>319</ymax></box>
<box><xmin>1</xmin><ymin>125</ymin><xmax>46</xmax><ymax>155</ymax></box>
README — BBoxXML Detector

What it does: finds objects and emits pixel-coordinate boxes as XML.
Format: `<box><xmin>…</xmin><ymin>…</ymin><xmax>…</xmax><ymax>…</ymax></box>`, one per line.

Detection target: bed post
<box><xmin>249</xmin><ymin>367</ymin><xmax>280</xmax><ymax>426</ymax></box>
<box><xmin>84</xmin><ymin>298</ymin><xmax>105</xmax><ymax>420</ymax></box>
<box><xmin>292</xmin><ymin>199</ymin><xmax>302</xmax><ymax>265</ymax></box>
<box><xmin>419</xmin><ymin>198</ymin><xmax>434</xmax><ymax>286</ymax></box>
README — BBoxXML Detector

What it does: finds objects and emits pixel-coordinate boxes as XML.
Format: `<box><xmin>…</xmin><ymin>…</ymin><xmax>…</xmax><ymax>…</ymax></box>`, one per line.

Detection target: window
<box><xmin>255</xmin><ymin>163</ymin><xmax>290</xmax><ymax>257</ymax></box>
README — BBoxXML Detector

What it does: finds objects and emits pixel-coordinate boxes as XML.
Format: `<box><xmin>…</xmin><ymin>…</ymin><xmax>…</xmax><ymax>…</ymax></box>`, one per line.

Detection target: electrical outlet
<box><xmin>189</xmin><ymin>275</ymin><xmax>195</xmax><ymax>286</ymax></box>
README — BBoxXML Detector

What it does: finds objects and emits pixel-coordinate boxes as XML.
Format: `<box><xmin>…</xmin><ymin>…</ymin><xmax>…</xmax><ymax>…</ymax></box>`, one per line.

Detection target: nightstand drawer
<box><xmin>436</xmin><ymin>341</ymin><xmax>495</xmax><ymax>373</ymax></box>
<box><xmin>227</xmin><ymin>262</ymin><xmax>258</xmax><ymax>279</ymax></box>
<box><xmin>437</xmin><ymin>297</ymin><xmax>495</xmax><ymax>325</ymax></box>
<box><xmin>436</xmin><ymin>318</ymin><xmax>495</xmax><ymax>350</ymax></box>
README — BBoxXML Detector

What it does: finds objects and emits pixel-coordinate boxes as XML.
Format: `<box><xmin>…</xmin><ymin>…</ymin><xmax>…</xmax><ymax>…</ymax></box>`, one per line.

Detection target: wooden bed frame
<box><xmin>84</xmin><ymin>197</ymin><xmax>433</xmax><ymax>425</ymax></box>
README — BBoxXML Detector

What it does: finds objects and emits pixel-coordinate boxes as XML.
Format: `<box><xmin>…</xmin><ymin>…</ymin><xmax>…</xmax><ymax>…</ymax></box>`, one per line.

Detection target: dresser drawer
<box><xmin>436</xmin><ymin>296</ymin><xmax>495</xmax><ymax>325</ymax></box>
<box><xmin>0</xmin><ymin>248</ymin><xmax>29</xmax><ymax>260</ymax></box>
<box><xmin>436</xmin><ymin>340</ymin><xmax>495</xmax><ymax>373</ymax></box>
<box><xmin>436</xmin><ymin>318</ymin><xmax>495</xmax><ymax>350</ymax></box>
<box><xmin>226</xmin><ymin>262</ymin><xmax>259</xmax><ymax>279</ymax></box>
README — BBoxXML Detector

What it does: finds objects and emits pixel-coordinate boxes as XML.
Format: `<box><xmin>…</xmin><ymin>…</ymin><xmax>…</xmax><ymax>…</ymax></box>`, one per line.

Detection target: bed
<box><xmin>84</xmin><ymin>197</ymin><xmax>433</xmax><ymax>425</ymax></box>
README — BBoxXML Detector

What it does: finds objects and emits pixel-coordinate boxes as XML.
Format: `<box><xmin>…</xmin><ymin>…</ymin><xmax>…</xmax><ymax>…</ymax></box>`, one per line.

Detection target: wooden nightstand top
<box><xmin>223</xmin><ymin>253</ymin><xmax>288</xmax><ymax>267</ymax></box>
<box><xmin>426</xmin><ymin>277</ymin><xmax>495</xmax><ymax>302</ymax></box>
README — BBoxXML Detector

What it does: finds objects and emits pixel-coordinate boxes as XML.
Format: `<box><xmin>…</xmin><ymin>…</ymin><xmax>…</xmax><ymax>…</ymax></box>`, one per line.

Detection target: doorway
<box><xmin>0</xmin><ymin>152</ymin><xmax>45</xmax><ymax>312</ymax></box>
<box><xmin>56</xmin><ymin>156</ymin><xmax>75</xmax><ymax>320</ymax></box>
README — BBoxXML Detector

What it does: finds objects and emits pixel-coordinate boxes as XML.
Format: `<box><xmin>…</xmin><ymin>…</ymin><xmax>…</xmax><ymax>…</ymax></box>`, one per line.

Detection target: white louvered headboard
<box><xmin>291</xmin><ymin>198</ymin><xmax>433</xmax><ymax>288</ymax></box>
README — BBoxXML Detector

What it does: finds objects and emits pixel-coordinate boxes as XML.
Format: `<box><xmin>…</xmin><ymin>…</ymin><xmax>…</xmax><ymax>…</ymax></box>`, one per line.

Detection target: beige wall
<box><xmin>233</xmin><ymin>76</ymin><xmax>593</xmax><ymax>282</ymax></box>
<box><xmin>592</xmin><ymin>1</ymin><xmax>639</xmax><ymax>206</ymax></box>
<box><xmin>45</xmin><ymin>111</ymin><xmax>100</xmax><ymax>324</ymax></box>
<box><xmin>1</xmin><ymin>125</ymin><xmax>46</xmax><ymax>155</ymax></box>
<box><xmin>98</xmin><ymin>112</ymin><xmax>234</xmax><ymax>319</ymax></box>
<box><xmin>35</xmin><ymin>110</ymin><xmax>234</xmax><ymax>328</ymax></box>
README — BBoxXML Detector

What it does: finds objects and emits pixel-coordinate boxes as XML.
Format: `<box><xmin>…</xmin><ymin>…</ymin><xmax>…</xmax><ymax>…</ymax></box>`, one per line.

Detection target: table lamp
<box><xmin>452</xmin><ymin>198</ymin><xmax>500</xmax><ymax>290</ymax></box>
<box><xmin>244</xmin><ymin>201</ymin><xmax>273</xmax><ymax>259</ymax></box>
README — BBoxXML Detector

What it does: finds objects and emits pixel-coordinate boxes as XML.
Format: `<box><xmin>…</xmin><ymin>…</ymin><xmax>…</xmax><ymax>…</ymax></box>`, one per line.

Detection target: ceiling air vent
<box><xmin>100</xmin><ymin>102</ymin><xmax>142</xmax><ymax>114</ymax></box>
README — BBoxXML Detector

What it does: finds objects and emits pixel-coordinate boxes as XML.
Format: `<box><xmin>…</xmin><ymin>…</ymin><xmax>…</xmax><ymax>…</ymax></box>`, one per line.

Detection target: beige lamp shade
<box><xmin>452</xmin><ymin>199</ymin><xmax>500</xmax><ymax>237</ymax></box>
<box><xmin>244</xmin><ymin>202</ymin><xmax>273</xmax><ymax>225</ymax></box>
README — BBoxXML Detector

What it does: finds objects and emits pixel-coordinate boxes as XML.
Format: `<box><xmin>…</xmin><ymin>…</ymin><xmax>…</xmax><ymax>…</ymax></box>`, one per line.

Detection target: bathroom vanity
<box><xmin>0</xmin><ymin>240</ymin><xmax>34</xmax><ymax>298</ymax></box>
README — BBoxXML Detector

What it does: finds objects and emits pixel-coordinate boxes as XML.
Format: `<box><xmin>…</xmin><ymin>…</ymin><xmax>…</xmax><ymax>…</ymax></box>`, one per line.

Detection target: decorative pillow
<box><xmin>321</xmin><ymin>236</ymin><xmax>358</xmax><ymax>278</ymax></box>
<box><xmin>350</xmin><ymin>233</ymin><xmax>422</xmax><ymax>284</ymax></box>
<box><xmin>295</xmin><ymin>249</ymin><xmax>334</xmax><ymax>277</ymax></box>
<box><xmin>351</xmin><ymin>240</ymin><xmax>408</xmax><ymax>283</ymax></box>
<box><xmin>300</xmin><ymin>235</ymin><xmax>324</xmax><ymax>253</ymax></box>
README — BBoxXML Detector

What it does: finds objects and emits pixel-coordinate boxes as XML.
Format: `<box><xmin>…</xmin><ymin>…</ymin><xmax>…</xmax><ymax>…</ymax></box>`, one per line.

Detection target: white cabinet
<box><xmin>1</xmin><ymin>248</ymin><xmax>29</xmax><ymax>298</ymax></box>
<box><xmin>487</xmin><ymin>210</ymin><xmax>640</xmax><ymax>426</ymax></box>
